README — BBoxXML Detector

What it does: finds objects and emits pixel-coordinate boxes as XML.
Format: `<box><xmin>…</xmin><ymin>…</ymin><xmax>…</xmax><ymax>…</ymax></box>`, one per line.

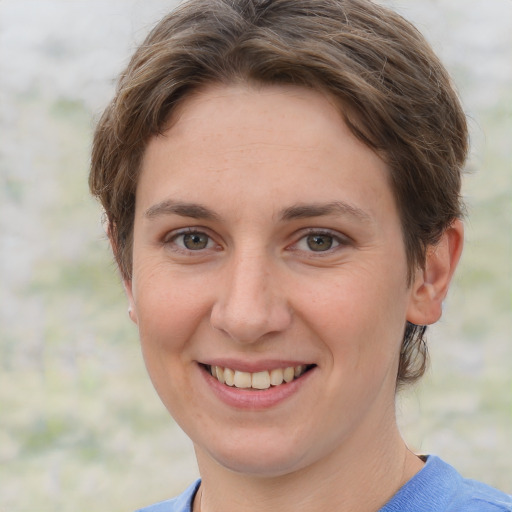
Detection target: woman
<box><xmin>89</xmin><ymin>0</ymin><xmax>512</xmax><ymax>510</ymax></box>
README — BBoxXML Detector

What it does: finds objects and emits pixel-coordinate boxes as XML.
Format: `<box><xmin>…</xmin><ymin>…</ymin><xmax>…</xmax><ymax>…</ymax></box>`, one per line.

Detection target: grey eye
<box><xmin>306</xmin><ymin>234</ymin><xmax>334</xmax><ymax>252</ymax></box>
<box><xmin>182</xmin><ymin>232</ymin><xmax>210</xmax><ymax>250</ymax></box>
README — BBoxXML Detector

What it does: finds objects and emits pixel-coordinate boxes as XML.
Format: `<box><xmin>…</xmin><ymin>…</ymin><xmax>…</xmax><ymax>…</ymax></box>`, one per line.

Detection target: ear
<box><xmin>123</xmin><ymin>279</ymin><xmax>138</xmax><ymax>324</ymax></box>
<box><xmin>406</xmin><ymin>219</ymin><xmax>464</xmax><ymax>326</ymax></box>
<box><xmin>106</xmin><ymin>221</ymin><xmax>139</xmax><ymax>325</ymax></box>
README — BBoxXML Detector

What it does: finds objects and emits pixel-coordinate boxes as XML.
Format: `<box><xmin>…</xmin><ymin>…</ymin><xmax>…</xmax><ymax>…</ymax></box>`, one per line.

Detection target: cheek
<box><xmin>133</xmin><ymin>277</ymin><xmax>209</xmax><ymax>415</ymax></box>
<box><xmin>298</xmin><ymin>268</ymin><xmax>407</xmax><ymax>367</ymax></box>
<box><xmin>132</xmin><ymin>269</ymin><xmax>211</xmax><ymax>368</ymax></box>
<box><xmin>133</xmin><ymin>259</ymin><xmax>209</xmax><ymax>330</ymax></box>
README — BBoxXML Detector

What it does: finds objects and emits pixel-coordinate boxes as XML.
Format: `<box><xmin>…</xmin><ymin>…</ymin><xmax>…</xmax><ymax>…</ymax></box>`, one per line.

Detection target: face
<box><xmin>126</xmin><ymin>83</ymin><xmax>423</xmax><ymax>477</ymax></box>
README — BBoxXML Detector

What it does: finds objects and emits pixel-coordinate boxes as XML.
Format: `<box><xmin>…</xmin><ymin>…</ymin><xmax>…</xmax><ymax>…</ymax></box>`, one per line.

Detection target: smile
<box><xmin>206</xmin><ymin>364</ymin><xmax>314</xmax><ymax>390</ymax></box>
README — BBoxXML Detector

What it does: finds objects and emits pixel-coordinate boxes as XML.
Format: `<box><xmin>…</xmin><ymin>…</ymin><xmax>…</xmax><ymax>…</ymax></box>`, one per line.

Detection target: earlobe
<box><xmin>123</xmin><ymin>277</ymin><xmax>138</xmax><ymax>325</ymax></box>
<box><xmin>128</xmin><ymin>307</ymin><xmax>138</xmax><ymax>324</ymax></box>
<box><xmin>124</xmin><ymin>279</ymin><xmax>139</xmax><ymax>324</ymax></box>
<box><xmin>406</xmin><ymin>219</ymin><xmax>464</xmax><ymax>326</ymax></box>
<box><xmin>107</xmin><ymin>221</ymin><xmax>139</xmax><ymax>325</ymax></box>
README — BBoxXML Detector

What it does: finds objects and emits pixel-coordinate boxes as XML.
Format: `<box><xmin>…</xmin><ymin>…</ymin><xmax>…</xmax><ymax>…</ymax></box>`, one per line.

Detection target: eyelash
<box><xmin>289</xmin><ymin>229</ymin><xmax>351</xmax><ymax>255</ymax></box>
<box><xmin>163</xmin><ymin>228</ymin><xmax>219</xmax><ymax>254</ymax></box>
<box><xmin>163</xmin><ymin>228</ymin><xmax>350</xmax><ymax>256</ymax></box>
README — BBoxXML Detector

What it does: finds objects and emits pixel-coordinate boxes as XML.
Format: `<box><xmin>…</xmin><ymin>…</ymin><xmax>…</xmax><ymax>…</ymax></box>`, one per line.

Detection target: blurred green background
<box><xmin>0</xmin><ymin>0</ymin><xmax>510</xmax><ymax>510</ymax></box>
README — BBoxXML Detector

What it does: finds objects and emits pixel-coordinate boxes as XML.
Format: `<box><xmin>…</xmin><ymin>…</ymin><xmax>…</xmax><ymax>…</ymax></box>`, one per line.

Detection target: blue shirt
<box><xmin>136</xmin><ymin>455</ymin><xmax>512</xmax><ymax>512</ymax></box>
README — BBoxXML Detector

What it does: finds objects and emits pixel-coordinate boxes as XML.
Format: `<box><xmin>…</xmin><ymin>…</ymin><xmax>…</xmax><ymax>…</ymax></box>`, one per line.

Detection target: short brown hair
<box><xmin>89</xmin><ymin>0</ymin><xmax>468</xmax><ymax>384</ymax></box>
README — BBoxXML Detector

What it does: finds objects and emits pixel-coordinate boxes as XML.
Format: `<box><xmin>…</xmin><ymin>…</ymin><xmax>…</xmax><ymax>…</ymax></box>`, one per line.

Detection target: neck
<box><xmin>193</xmin><ymin>418</ymin><xmax>423</xmax><ymax>512</ymax></box>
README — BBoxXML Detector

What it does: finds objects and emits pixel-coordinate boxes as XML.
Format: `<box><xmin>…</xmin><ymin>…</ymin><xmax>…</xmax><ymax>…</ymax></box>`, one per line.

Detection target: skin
<box><xmin>124</xmin><ymin>83</ymin><xmax>463</xmax><ymax>512</ymax></box>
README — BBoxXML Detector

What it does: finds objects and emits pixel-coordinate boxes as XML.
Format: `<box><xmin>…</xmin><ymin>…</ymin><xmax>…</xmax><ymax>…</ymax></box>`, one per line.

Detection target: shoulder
<box><xmin>450</xmin><ymin>472</ymin><xmax>512</xmax><ymax>512</ymax></box>
<box><xmin>135</xmin><ymin>480</ymin><xmax>201</xmax><ymax>512</ymax></box>
<box><xmin>380</xmin><ymin>456</ymin><xmax>512</xmax><ymax>512</ymax></box>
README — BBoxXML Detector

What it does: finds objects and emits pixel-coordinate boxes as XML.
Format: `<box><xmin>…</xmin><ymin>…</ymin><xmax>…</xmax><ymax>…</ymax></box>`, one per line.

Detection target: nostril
<box><xmin>210</xmin><ymin>300</ymin><xmax>293</xmax><ymax>344</ymax></box>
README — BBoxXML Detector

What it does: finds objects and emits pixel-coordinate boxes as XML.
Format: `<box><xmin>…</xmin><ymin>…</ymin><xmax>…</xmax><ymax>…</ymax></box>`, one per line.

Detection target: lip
<box><xmin>202</xmin><ymin>358</ymin><xmax>313</xmax><ymax>373</ymax></box>
<box><xmin>198</xmin><ymin>361</ymin><xmax>316</xmax><ymax>410</ymax></box>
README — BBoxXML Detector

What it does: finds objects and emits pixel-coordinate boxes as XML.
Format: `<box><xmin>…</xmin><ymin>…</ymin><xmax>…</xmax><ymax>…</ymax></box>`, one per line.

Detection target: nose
<box><xmin>210</xmin><ymin>252</ymin><xmax>292</xmax><ymax>343</ymax></box>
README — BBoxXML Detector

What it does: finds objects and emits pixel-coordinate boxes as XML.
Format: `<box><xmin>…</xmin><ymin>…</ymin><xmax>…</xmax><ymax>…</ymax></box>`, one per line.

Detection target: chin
<box><xmin>215</xmin><ymin>452</ymin><xmax>307</xmax><ymax>478</ymax></box>
<box><xmin>196</xmin><ymin>431</ymin><xmax>316</xmax><ymax>478</ymax></box>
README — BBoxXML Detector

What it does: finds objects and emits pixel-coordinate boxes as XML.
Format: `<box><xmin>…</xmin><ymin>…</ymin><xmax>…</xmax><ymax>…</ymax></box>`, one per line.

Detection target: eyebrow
<box><xmin>144</xmin><ymin>199</ymin><xmax>371</xmax><ymax>224</ymax></box>
<box><xmin>144</xmin><ymin>199</ymin><xmax>220</xmax><ymax>220</ymax></box>
<box><xmin>279</xmin><ymin>201</ymin><xmax>372</xmax><ymax>223</ymax></box>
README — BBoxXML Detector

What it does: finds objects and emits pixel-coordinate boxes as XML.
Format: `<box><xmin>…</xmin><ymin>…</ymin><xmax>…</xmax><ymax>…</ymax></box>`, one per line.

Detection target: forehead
<box><xmin>163</xmin><ymin>83</ymin><xmax>372</xmax><ymax>159</ymax></box>
<box><xmin>137</xmin><ymin>83</ymin><xmax>396</xmax><ymax>225</ymax></box>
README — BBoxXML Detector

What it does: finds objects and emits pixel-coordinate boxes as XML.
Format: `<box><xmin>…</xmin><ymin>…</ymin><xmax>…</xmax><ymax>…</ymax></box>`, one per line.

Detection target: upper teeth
<box><xmin>209</xmin><ymin>365</ymin><xmax>307</xmax><ymax>390</ymax></box>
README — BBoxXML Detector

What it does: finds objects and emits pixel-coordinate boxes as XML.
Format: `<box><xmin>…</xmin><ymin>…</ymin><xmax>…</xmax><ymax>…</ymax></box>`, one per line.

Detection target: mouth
<box><xmin>202</xmin><ymin>364</ymin><xmax>316</xmax><ymax>390</ymax></box>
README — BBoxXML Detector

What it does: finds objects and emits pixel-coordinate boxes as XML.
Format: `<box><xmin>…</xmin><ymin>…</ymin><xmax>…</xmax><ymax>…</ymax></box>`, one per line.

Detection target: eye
<box><xmin>169</xmin><ymin>230</ymin><xmax>215</xmax><ymax>251</ymax></box>
<box><xmin>292</xmin><ymin>230</ymin><xmax>347</xmax><ymax>254</ymax></box>
<box><xmin>303</xmin><ymin>233</ymin><xmax>338</xmax><ymax>252</ymax></box>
